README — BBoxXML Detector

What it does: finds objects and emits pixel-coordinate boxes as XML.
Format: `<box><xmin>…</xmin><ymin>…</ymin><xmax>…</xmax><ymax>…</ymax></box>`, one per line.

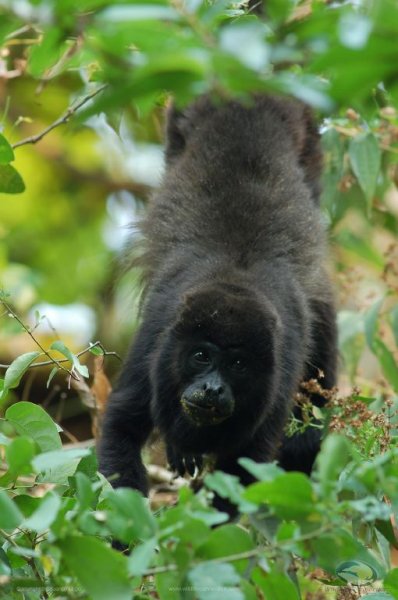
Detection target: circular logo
<box><xmin>336</xmin><ymin>560</ymin><xmax>378</xmax><ymax>585</ymax></box>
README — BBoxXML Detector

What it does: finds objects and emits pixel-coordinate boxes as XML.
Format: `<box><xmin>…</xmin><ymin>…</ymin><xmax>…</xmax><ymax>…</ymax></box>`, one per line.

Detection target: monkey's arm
<box><xmin>98</xmin><ymin>330</ymin><xmax>154</xmax><ymax>495</ymax></box>
<box><xmin>98</xmin><ymin>386</ymin><xmax>153</xmax><ymax>494</ymax></box>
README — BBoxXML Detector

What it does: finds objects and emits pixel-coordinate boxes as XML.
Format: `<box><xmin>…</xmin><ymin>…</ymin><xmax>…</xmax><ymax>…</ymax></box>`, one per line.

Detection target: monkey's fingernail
<box><xmin>196</xmin><ymin>455</ymin><xmax>203</xmax><ymax>472</ymax></box>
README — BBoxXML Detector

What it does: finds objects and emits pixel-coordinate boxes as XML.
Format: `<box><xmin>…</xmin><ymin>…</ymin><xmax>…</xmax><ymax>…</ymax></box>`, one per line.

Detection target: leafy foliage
<box><xmin>0</xmin><ymin>0</ymin><xmax>398</xmax><ymax>598</ymax></box>
<box><xmin>0</xmin><ymin>403</ymin><xmax>397</xmax><ymax>598</ymax></box>
<box><xmin>0</xmin><ymin>134</ymin><xmax>24</xmax><ymax>193</ymax></box>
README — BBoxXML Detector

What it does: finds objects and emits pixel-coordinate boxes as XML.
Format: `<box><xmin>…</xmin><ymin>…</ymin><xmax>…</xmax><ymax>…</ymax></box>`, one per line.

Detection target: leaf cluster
<box><xmin>0</xmin><ymin>401</ymin><xmax>397</xmax><ymax>599</ymax></box>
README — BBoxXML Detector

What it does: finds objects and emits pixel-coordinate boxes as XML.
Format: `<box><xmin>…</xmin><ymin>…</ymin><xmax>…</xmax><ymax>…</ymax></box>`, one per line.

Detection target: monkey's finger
<box><xmin>176</xmin><ymin>457</ymin><xmax>186</xmax><ymax>477</ymax></box>
<box><xmin>185</xmin><ymin>455</ymin><xmax>196</xmax><ymax>477</ymax></box>
<box><xmin>195</xmin><ymin>454</ymin><xmax>203</xmax><ymax>474</ymax></box>
<box><xmin>168</xmin><ymin>454</ymin><xmax>185</xmax><ymax>477</ymax></box>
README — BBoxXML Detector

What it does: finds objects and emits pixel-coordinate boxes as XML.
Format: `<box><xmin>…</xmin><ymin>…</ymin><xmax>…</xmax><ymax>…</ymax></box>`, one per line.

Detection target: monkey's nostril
<box><xmin>216</xmin><ymin>386</ymin><xmax>224</xmax><ymax>395</ymax></box>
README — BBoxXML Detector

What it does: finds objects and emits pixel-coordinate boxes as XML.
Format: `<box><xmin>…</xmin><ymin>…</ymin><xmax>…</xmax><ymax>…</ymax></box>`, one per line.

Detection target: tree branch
<box><xmin>12</xmin><ymin>85</ymin><xmax>107</xmax><ymax>149</ymax></box>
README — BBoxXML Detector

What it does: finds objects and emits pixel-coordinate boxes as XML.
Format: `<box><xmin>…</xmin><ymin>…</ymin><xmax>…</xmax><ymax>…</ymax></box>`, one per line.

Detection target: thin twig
<box><xmin>0</xmin><ymin>529</ymin><xmax>19</xmax><ymax>547</ymax></box>
<box><xmin>0</xmin><ymin>529</ymin><xmax>49</xmax><ymax>599</ymax></box>
<box><xmin>171</xmin><ymin>0</ymin><xmax>216</xmax><ymax>48</ymax></box>
<box><xmin>0</xmin><ymin>341</ymin><xmax>120</xmax><ymax>370</ymax></box>
<box><xmin>12</xmin><ymin>84</ymin><xmax>107</xmax><ymax>149</ymax></box>
<box><xmin>0</xmin><ymin>297</ymin><xmax>78</xmax><ymax>379</ymax></box>
<box><xmin>4</xmin><ymin>24</ymin><xmax>37</xmax><ymax>40</ymax></box>
<box><xmin>36</xmin><ymin>35</ymin><xmax>84</xmax><ymax>91</ymax></box>
<box><xmin>139</xmin><ymin>523</ymin><xmax>334</xmax><ymax>577</ymax></box>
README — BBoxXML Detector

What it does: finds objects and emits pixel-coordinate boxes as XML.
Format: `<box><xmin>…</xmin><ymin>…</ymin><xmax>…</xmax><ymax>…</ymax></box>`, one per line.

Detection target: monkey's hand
<box><xmin>166</xmin><ymin>445</ymin><xmax>203</xmax><ymax>478</ymax></box>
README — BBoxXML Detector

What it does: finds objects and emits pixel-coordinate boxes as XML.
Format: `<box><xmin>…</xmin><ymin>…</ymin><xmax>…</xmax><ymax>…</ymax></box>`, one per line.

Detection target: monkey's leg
<box><xmin>278</xmin><ymin>299</ymin><xmax>337</xmax><ymax>474</ymax></box>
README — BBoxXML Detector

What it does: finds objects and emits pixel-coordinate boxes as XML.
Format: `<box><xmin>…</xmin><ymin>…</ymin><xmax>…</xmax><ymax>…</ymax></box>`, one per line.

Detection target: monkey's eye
<box><xmin>230</xmin><ymin>357</ymin><xmax>247</xmax><ymax>373</ymax></box>
<box><xmin>192</xmin><ymin>349</ymin><xmax>211</xmax><ymax>365</ymax></box>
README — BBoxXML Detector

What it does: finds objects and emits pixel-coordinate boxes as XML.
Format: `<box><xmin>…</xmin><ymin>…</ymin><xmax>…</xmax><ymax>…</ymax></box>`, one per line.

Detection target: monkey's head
<box><xmin>170</xmin><ymin>282</ymin><xmax>281</xmax><ymax>428</ymax></box>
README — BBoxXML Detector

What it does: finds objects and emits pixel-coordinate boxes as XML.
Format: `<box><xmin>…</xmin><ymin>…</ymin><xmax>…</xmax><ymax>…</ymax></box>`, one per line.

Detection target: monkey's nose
<box><xmin>202</xmin><ymin>382</ymin><xmax>224</xmax><ymax>396</ymax></box>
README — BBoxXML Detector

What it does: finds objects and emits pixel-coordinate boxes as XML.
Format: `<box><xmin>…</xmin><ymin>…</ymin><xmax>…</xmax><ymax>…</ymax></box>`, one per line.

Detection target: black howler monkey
<box><xmin>99</xmin><ymin>94</ymin><xmax>337</xmax><ymax>498</ymax></box>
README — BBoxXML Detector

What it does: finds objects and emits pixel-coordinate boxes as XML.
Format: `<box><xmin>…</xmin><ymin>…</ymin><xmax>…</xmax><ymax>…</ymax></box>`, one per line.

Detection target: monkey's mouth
<box><xmin>181</xmin><ymin>397</ymin><xmax>231</xmax><ymax>426</ymax></box>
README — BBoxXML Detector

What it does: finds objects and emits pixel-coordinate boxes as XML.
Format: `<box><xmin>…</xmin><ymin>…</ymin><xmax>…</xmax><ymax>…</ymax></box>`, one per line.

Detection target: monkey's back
<box><xmin>138</xmin><ymin>95</ymin><xmax>328</xmax><ymax>301</ymax></box>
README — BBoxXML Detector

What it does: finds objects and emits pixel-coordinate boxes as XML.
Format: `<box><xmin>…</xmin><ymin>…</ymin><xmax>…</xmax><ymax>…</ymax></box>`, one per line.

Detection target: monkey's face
<box><xmin>180</xmin><ymin>341</ymin><xmax>242</xmax><ymax>426</ymax></box>
<box><xmin>172</xmin><ymin>284</ymin><xmax>281</xmax><ymax>428</ymax></box>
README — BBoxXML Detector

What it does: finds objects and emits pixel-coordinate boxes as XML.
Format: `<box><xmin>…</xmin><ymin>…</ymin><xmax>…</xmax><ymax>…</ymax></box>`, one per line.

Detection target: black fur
<box><xmin>99</xmin><ymin>94</ymin><xmax>337</xmax><ymax>498</ymax></box>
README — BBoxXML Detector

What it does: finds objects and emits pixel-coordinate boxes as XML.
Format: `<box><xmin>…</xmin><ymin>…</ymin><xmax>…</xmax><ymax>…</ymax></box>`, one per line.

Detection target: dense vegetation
<box><xmin>0</xmin><ymin>0</ymin><xmax>398</xmax><ymax>598</ymax></box>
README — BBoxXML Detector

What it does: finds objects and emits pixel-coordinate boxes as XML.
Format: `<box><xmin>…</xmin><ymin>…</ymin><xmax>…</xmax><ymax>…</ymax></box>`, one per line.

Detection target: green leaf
<box><xmin>0</xmin><ymin>490</ymin><xmax>24</xmax><ymax>529</ymax></box>
<box><xmin>46</xmin><ymin>366</ymin><xmax>58</xmax><ymax>388</ymax></box>
<box><xmin>0</xmin><ymin>133</ymin><xmax>14</xmax><ymax>164</ymax></box>
<box><xmin>105</xmin><ymin>488</ymin><xmax>157</xmax><ymax>543</ymax></box>
<box><xmin>315</xmin><ymin>434</ymin><xmax>351</xmax><ymax>498</ymax></box>
<box><xmin>375</xmin><ymin>519</ymin><xmax>398</xmax><ymax>550</ymax></box>
<box><xmin>196</xmin><ymin>524</ymin><xmax>254</xmax><ymax>574</ymax></box>
<box><xmin>158</xmin><ymin>505</ymin><xmax>210</xmax><ymax>547</ymax></box>
<box><xmin>0</xmin><ymin>547</ymin><xmax>11</xmax><ymax>576</ymax></box>
<box><xmin>244</xmin><ymin>472</ymin><xmax>317</xmax><ymax>519</ymax></box>
<box><xmin>321</xmin><ymin>128</ymin><xmax>346</xmax><ymax>224</ymax></box>
<box><xmin>75</xmin><ymin>448</ymin><xmax>98</xmax><ymax>480</ymax></box>
<box><xmin>2</xmin><ymin>352</ymin><xmax>41</xmax><ymax>397</ymax></box>
<box><xmin>384</xmin><ymin>568</ymin><xmax>398</xmax><ymax>599</ymax></box>
<box><xmin>58</xmin><ymin>536</ymin><xmax>131</xmax><ymax>600</ymax></box>
<box><xmin>364</xmin><ymin>298</ymin><xmax>384</xmax><ymax>350</ymax></box>
<box><xmin>266</xmin><ymin>0</ymin><xmax>294</xmax><ymax>22</ymax></box>
<box><xmin>205</xmin><ymin>471</ymin><xmax>256</xmax><ymax>513</ymax></box>
<box><xmin>337</xmin><ymin>310</ymin><xmax>365</xmax><ymax>380</ymax></box>
<box><xmin>363</xmin><ymin>299</ymin><xmax>398</xmax><ymax>391</ymax></box>
<box><xmin>0</xmin><ymin>164</ymin><xmax>25</xmax><ymax>194</ymax></box>
<box><xmin>272</xmin><ymin>72</ymin><xmax>333</xmax><ymax>111</ymax></box>
<box><xmin>50</xmin><ymin>340</ymin><xmax>89</xmax><ymax>378</ymax></box>
<box><xmin>89</xmin><ymin>344</ymin><xmax>104</xmax><ymax>356</ymax></box>
<box><xmin>6</xmin><ymin>401</ymin><xmax>62</xmax><ymax>452</ymax></box>
<box><xmin>74</xmin><ymin>471</ymin><xmax>96</xmax><ymax>510</ymax></box>
<box><xmin>348</xmin><ymin>496</ymin><xmax>391</xmax><ymax>522</ymax></box>
<box><xmin>335</xmin><ymin>231</ymin><xmax>384</xmax><ymax>268</ymax></box>
<box><xmin>220</xmin><ymin>20</ymin><xmax>269</xmax><ymax>71</ymax></box>
<box><xmin>127</xmin><ymin>538</ymin><xmax>157</xmax><ymax>577</ymax></box>
<box><xmin>373</xmin><ymin>338</ymin><xmax>398</xmax><ymax>393</ymax></box>
<box><xmin>238</xmin><ymin>458</ymin><xmax>282</xmax><ymax>481</ymax></box>
<box><xmin>252</xmin><ymin>566</ymin><xmax>300</xmax><ymax>600</ymax></box>
<box><xmin>98</xmin><ymin>5</ymin><xmax>178</xmax><ymax>22</ymax></box>
<box><xmin>188</xmin><ymin>562</ymin><xmax>243</xmax><ymax>600</ymax></box>
<box><xmin>32</xmin><ymin>448</ymin><xmax>90</xmax><ymax>473</ymax></box>
<box><xmin>28</xmin><ymin>27</ymin><xmax>63</xmax><ymax>78</ymax></box>
<box><xmin>338</xmin><ymin>13</ymin><xmax>372</xmax><ymax>49</ymax></box>
<box><xmin>22</xmin><ymin>491</ymin><xmax>61</xmax><ymax>532</ymax></box>
<box><xmin>5</xmin><ymin>436</ymin><xmax>37</xmax><ymax>477</ymax></box>
<box><xmin>155</xmin><ymin>570</ymin><xmax>183</xmax><ymax>600</ymax></box>
<box><xmin>14</xmin><ymin>494</ymin><xmax>42</xmax><ymax>518</ymax></box>
<box><xmin>349</xmin><ymin>132</ymin><xmax>381</xmax><ymax>210</ymax></box>
<box><xmin>240</xmin><ymin>580</ymin><xmax>258</xmax><ymax>600</ymax></box>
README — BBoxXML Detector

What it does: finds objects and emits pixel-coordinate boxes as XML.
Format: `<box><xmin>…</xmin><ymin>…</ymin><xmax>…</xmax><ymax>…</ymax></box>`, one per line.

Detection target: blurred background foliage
<box><xmin>0</xmin><ymin>0</ymin><xmax>397</xmax><ymax>438</ymax></box>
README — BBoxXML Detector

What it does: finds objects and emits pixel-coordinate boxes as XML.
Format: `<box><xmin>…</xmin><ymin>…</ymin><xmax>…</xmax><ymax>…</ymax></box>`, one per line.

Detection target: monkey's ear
<box><xmin>165</xmin><ymin>104</ymin><xmax>190</xmax><ymax>163</ymax></box>
<box><xmin>293</xmin><ymin>104</ymin><xmax>323</xmax><ymax>204</ymax></box>
<box><xmin>278</xmin><ymin>99</ymin><xmax>323</xmax><ymax>204</ymax></box>
<box><xmin>262</xmin><ymin>96</ymin><xmax>322</xmax><ymax>203</ymax></box>
<box><xmin>165</xmin><ymin>96</ymin><xmax>216</xmax><ymax>163</ymax></box>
